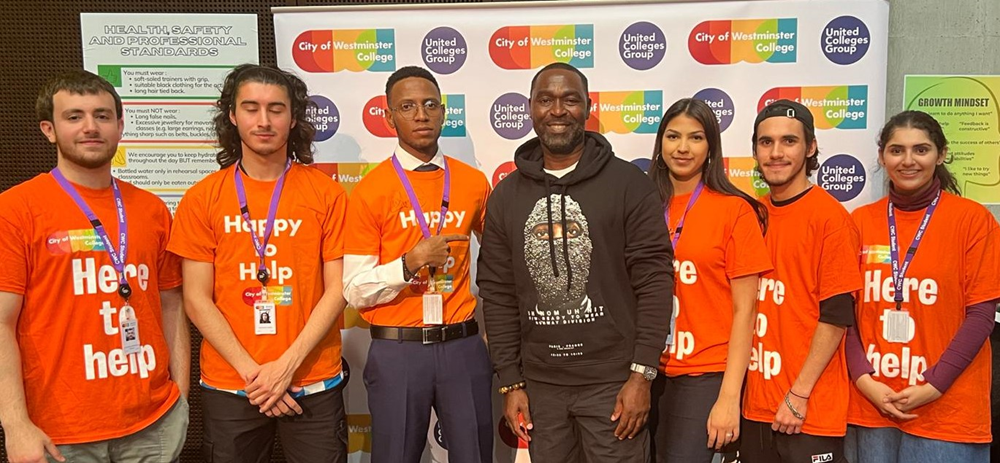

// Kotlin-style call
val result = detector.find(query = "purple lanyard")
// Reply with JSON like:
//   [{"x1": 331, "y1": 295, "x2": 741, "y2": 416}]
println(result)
[
  {"x1": 234, "y1": 159, "x2": 292, "y2": 285},
  {"x1": 665, "y1": 182, "x2": 704, "y2": 251},
  {"x1": 51, "y1": 169, "x2": 132, "y2": 301},
  {"x1": 391, "y1": 155, "x2": 451, "y2": 238},
  {"x1": 887, "y1": 190, "x2": 941, "y2": 310}
]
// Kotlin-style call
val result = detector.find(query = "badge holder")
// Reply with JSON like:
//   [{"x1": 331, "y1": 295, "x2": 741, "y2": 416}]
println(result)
[
  {"x1": 254, "y1": 269, "x2": 277, "y2": 335},
  {"x1": 423, "y1": 267, "x2": 444, "y2": 325},
  {"x1": 884, "y1": 301, "x2": 910, "y2": 343},
  {"x1": 118, "y1": 284, "x2": 142, "y2": 355}
]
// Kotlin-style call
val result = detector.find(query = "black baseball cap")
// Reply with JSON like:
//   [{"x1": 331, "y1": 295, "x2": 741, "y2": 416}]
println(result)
[{"x1": 752, "y1": 99, "x2": 815, "y2": 142}]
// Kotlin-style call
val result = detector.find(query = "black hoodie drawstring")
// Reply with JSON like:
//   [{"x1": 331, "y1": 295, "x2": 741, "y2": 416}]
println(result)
[
  {"x1": 560, "y1": 184, "x2": 572, "y2": 292},
  {"x1": 544, "y1": 177, "x2": 560, "y2": 279}
]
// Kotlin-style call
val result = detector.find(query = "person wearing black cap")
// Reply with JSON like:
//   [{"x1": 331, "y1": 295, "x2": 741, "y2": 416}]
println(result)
[
  {"x1": 738, "y1": 100, "x2": 863, "y2": 463},
  {"x1": 477, "y1": 63, "x2": 674, "y2": 462}
]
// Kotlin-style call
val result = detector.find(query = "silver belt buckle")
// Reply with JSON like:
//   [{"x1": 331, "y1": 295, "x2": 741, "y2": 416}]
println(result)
[{"x1": 422, "y1": 327, "x2": 442, "y2": 344}]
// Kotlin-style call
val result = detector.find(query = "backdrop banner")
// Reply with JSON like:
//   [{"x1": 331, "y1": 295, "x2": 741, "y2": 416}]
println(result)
[
  {"x1": 274, "y1": 1, "x2": 889, "y2": 461},
  {"x1": 82, "y1": 12, "x2": 260, "y2": 211}
]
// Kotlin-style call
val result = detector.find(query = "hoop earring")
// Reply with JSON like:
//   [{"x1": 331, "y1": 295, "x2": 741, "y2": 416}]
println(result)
[{"x1": 655, "y1": 153, "x2": 668, "y2": 170}]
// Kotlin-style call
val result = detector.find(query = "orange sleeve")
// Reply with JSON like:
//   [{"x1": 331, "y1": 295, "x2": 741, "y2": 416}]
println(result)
[
  {"x1": 321, "y1": 185, "x2": 348, "y2": 262},
  {"x1": 0, "y1": 195, "x2": 28, "y2": 295},
  {"x1": 167, "y1": 185, "x2": 216, "y2": 263},
  {"x1": 818, "y1": 217, "x2": 863, "y2": 300},
  {"x1": 343, "y1": 184, "x2": 382, "y2": 257},
  {"x1": 156, "y1": 201, "x2": 183, "y2": 290},
  {"x1": 963, "y1": 212, "x2": 1000, "y2": 306},
  {"x1": 724, "y1": 202, "x2": 772, "y2": 279}
]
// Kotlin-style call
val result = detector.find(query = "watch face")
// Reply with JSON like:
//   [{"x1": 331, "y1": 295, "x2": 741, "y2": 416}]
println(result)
[{"x1": 643, "y1": 368, "x2": 657, "y2": 381}]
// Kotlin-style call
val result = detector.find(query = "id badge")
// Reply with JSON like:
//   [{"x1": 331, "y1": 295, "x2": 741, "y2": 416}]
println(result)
[
  {"x1": 884, "y1": 309, "x2": 910, "y2": 343},
  {"x1": 255, "y1": 301, "x2": 277, "y2": 335},
  {"x1": 119, "y1": 305, "x2": 142, "y2": 355},
  {"x1": 423, "y1": 293, "x2": 444, "y2": 325}
]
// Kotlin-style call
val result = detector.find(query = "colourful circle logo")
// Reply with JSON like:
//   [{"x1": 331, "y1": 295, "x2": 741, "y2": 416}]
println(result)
[
  {"x1": 693, "y1": 88, "x2": 735, "y2": 132},
  {"x1": 819, "y1": 154, "x2": 866, "y2": 201},
  {"x1": 307, "y1": 95, "x2": 340, "y2": 142},
  {"x1": 241, "y1": 287, "x2": 266, "y2": 306},
  {"x1": 619, "y1": 22, "x2": 666, "y2": 70},
  {"x1": 822, "y1": 16, "x2": 870, "y2": 65},
  {"x1": 422, "y1": 27, "x2": 467, "y2": 74},
  {"x1": 492, "y1": 161, "x2": 517, "y2": 187},
  {"x1": 490, "y1": 93, "x2": 532, "y2": 140},
  {"x1": 362, "y1": 95, "x2": 396, "y2": 138}
]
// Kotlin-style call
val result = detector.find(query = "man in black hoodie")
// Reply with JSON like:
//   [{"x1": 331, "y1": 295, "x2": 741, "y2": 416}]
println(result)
[{"x1": 478, "y1": 62, "x2": 674, "y2": 462}]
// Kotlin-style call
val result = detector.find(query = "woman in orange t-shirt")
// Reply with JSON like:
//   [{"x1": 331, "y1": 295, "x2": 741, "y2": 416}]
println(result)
[
  {"x1": 646, "y1": 98, "x2": 772, "y2": 463},
  {"x1": 845, "y1": 111, "x2": 1000, "y2": 462}
]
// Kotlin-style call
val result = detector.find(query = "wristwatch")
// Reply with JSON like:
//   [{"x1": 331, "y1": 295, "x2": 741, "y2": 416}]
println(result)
[{"x1": 630, "y1": 363, "x2": 657, "y2": 381}]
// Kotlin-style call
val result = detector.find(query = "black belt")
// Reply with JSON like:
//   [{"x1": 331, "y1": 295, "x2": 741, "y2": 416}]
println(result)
[{"x1": 370, "y1": 319, "x2": 478, "y2": 344}]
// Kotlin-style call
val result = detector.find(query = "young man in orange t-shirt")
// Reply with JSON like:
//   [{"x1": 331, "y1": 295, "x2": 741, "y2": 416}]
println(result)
[
  {"x1": 739, "y1": 100, "x2": 862, "y2": 463},
  {"x1": 342, "y1": 66, "x2": 493, "y2": 463},
  {"x1": 0, "y1": 70, "x2": 189, "y2": 462},
  {"x1": 168, "y1": 65, "x2": 349, "y2": 462}
]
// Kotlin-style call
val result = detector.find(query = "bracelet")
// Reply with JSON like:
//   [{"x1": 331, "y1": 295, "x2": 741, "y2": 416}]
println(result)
[
  {"x1": 401, "y1": 253, "x2": 415, "y2": 281},
  {"x1": 499, "y1": 381, "x2": 526, "y2": 395},
  {"x1": 784, "y1": 393, "x2": 805, "y2": 420},
  {"x1": 788, "y1": 389, "x2": 810, "y2": 400}
]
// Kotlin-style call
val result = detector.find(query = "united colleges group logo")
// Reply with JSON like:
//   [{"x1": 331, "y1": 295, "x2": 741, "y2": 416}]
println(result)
[
  {"x1": 586, "y1": 91, "x2": 663, "y2": 134},
  {"x1": 490, "y1": 24, "x2": 594, "y2": 69},
  {"x1": 689, "y1": 18, "x2": 797, "y2": 65},
  {"x1": 759, "y1": 86, "x2": 868, "y2": 129},
  {"x1": 822, "y1": 16, "x2": 871, "y2": 65},
  {"x1": 293, "y1": 29, "x2": 395, "y2": 73}
]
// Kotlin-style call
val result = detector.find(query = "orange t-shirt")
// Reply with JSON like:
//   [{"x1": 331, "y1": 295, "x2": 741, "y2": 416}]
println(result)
[
  {"x1": 344, "y1": 156, "x2": 489, "y2": 327},
  {"x1": 660, "y1": 189, "x2": 772, "y2": 376},
  {"x1": 848, "y1": 193, "x2": 1000, "y2": 443},
  {"x1": 0, "y1": 174, "x2": 181, "y2": 445},
  {"x1": 167, "y1": 163, "x2": 347, "y2": 390},
  {"x1": 742, "y1": 186, "x2": 863, "y2": 437}
]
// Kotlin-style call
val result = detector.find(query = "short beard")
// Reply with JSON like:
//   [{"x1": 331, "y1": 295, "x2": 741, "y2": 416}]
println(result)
[
  {"x1": 57, "y1": 140, "x2": 115, "y2": 169},
  {"x1": 539, "y1": 126, "x2": 584, "y2": 155}
]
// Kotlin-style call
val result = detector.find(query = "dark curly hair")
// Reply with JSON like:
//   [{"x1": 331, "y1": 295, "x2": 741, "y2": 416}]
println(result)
[{"x1": 214, "y1": 64, "x2": 316, "y2": 168}]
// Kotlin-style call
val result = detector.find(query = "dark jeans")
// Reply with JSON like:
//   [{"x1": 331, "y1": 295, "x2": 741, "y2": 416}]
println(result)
[
  {"x1": 200, "y1": 386, "x2": 347, "y2": 463},
  {"x1": 527, "y1": 379, "x2": 650, "y2": 463},
  {"x1": 649, "y1": 372, "x2": 725, "y2": 463}
]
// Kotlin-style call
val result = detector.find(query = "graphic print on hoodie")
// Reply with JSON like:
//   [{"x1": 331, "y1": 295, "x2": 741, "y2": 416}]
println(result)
[{"x1": 524, "y1": 193, "x2": 602, "y2": 325}]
